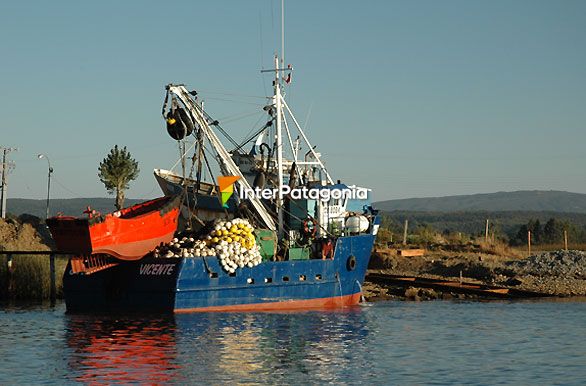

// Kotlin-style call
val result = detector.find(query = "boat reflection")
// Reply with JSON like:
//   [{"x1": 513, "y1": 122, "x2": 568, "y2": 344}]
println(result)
[
  {"x1": 65, "y1": 314, "x2": 180, "y2": 384},
  {"x1": 64, "y1": 307, "x2": 370, "y2": 383},
  {"x1": 174, "y1": 308, "x2": 371, "y2": 383}
]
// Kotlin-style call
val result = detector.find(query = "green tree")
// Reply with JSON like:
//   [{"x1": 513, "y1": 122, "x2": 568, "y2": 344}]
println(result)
[
  {"x1": 543, "y1": 218, "x2": 564, "y2": 244},
  {"x1": 512, "y1": 218, "x2": 547, "y2": 246},
  {"x1": 98, "y1": 145, "x2": 139, "y2": 210},
  {"x1": 512, "y1": 223, "x2": 529, "y2": 246}
]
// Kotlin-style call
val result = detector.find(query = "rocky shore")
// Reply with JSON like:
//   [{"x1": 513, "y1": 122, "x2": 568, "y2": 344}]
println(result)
[{"x1": 365, "y1": 247, "x2": 586, "y2": 301}]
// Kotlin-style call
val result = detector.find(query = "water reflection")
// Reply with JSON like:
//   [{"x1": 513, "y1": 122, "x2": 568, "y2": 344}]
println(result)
[
  {"x1": 63, "y1": 308, "x2": 371, "y2": 384},
  {"x1": 65, "y1": 314, "x2": 179, "y2": 384},
  {"x1": 5, "y1": 301, "x2": 586, "y2": 384},
  {"x1": 174, "y1": 308, "x2": 371, "y2": 384}
]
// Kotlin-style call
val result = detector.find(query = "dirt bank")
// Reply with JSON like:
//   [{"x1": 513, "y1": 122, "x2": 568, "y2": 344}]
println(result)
[
  {"x1": 366, "y1": 247, "x2": 586, "y2": 301},
  {"x1": 0, "y1": 216, "x2": 52, "y2": 251}
]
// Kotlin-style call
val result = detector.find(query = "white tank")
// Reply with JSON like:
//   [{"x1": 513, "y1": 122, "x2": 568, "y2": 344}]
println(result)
[{"x1": 345, "y1": 215, "x2": 370, "y2": 233}]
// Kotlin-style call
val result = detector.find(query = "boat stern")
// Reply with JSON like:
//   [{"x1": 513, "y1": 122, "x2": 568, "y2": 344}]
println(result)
[{"x1": 63, "y1": 257, "x2": 183, "y2": 313}]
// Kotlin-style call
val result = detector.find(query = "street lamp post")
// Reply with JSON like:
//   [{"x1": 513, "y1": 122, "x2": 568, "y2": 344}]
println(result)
[{"x1": 38, "y1": 154, "x2": 53, "y2": 219}]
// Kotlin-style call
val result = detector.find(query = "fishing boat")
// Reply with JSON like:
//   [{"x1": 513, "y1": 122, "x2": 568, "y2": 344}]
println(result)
[
  {"x1": 153, "y1": 168, "x2": 238, "y2": 221},
  {"x1": 60, "y1": 22, "x2": 379, "y2": 311},
  {"x1": 47, "y1": 195, "x2": 181, "y2": 261}
]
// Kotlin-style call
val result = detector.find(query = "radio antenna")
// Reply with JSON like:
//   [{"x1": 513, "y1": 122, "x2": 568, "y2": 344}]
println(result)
[{"x1": 281, "y1": 0, "x2": 285, "y2": 68}]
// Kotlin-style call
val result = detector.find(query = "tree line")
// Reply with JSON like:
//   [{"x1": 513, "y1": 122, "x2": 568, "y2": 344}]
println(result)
[
  {"x1": 380, "y1": 211, "x2": 586, "y2": 246},
  {"x1": 509, "y1": 218, "x2": 586, "y2": 246}
]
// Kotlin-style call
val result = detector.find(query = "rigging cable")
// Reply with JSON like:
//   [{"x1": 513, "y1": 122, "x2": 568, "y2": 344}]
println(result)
[
  {"x1": 203, "y1": 97, "x2": 265, "y2": 106},
  {"x1": 232, "y1": 117, "x2": 274, "y2": 154},
  {"x1": 218, "y1": 110, "x2": 263, "y2": 125},
  {"x1": 200, "y1": 108, "x2": 241, "y2": 150}
]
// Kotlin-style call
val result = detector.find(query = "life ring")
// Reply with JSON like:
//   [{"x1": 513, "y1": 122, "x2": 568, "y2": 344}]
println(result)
[
  {"x1": 347, "y1": 255, "x2": 357, "y2": 271},
  {"x1": 302, "y1": 218, "x2": 317, "y2": 238}
]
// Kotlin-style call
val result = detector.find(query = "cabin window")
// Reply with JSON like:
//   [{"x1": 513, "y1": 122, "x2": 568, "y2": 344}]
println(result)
[
  {"x1": 315, "y1": 274, "x2": 322, "y2": 281},
  {"x1": 299, "y1": 275, "x2": 306, "y2": 281},
  {"x1": 247, "y1": 278, "x2": 254, "y2": 284},
  {"x1": 283, "y1": 276, "x2": 290, "y2": 282},
  {"x1": 264, "y1": 278, "x2": 272, "y2": 283}
]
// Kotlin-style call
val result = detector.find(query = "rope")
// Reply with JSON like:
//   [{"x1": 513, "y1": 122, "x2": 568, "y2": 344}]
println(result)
[
  {"x1": 336, "y1": 273, "x2": 343, "y2": 306},
  {"x1": 161, "y1": 89, "x2": 169, "y2": 118},
  {"x1": 231, "y1": 116, "x2": 271, "y2": 153},
  {"x1": 200, "y1": 109, "x2": 241, "y2": 150},
  {"x1": 218, "y1": 110, "x2": 262, "y2": 125},
  {"x1": 194, "y1": 90, "x2": 267, "y2": 100},
  {"x1": 355, "y1": 280, "x2": 366, "y2": 303},
  {"x1": 204, "y1": 97, "x2": 265, "y2": 106}
]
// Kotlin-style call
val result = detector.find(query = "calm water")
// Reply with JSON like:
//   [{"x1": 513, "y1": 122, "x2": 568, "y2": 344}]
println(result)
[{"x1": 1, "y1": 300, "x2": 585, "y2": 385}]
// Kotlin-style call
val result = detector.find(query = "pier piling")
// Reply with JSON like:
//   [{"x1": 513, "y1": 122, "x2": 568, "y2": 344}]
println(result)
[{"x1": 50, "y1": 253, "x2": 56, "y2": 306}]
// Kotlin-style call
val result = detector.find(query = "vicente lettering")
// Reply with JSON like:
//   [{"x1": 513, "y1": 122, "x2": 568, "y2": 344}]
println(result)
[{"x1": 139, "y1": 263, "x2": 175, "y2": 276}]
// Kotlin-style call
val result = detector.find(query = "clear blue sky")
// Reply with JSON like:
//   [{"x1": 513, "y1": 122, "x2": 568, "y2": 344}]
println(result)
[{"x1": 1, "y1": 0, "x2": 585, "y2": 202}]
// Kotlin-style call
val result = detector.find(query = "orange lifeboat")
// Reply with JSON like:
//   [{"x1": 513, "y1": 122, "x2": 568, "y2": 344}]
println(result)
[{"x1": 47, "y1": 196, "x2": 181, "y2": 261}]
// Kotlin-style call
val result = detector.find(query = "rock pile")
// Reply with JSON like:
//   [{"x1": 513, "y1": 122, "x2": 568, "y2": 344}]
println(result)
[{"x1": 508, "y1": 250, "x2": 586, "y2": 279}]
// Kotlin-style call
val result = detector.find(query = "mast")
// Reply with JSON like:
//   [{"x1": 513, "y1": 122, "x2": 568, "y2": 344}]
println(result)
[
  {"x1": 281, "y1": 0, "x2": 285, "y2": 69},
  {"x1": 274, "y1": 55, "x2": 285, "y2": 239}
]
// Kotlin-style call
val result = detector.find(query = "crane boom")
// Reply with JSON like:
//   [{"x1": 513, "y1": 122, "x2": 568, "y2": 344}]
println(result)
[{"x1": 167, "y1": 85, "x2": 276, "y2": 231}]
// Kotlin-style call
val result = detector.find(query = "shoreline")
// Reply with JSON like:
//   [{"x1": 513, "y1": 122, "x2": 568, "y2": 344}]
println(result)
[{"x1": 364, "y1": 247, "x2": 586, "y2": 302}]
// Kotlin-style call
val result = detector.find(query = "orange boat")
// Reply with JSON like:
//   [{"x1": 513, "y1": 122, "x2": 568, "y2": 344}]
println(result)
[{"x1": 47, "y1": 195, "x2": 181, "y2": 261}]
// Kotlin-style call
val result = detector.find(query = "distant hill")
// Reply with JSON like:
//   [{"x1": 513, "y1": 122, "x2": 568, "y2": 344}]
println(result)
[
  {"x1": 6, "y1": 198, "x2": 145, "y2": 218},
  {"x1": 374, "y1": 191, "x2": 586, "y2": 213}
]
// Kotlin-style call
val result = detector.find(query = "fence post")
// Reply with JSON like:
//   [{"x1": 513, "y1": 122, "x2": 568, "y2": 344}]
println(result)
[
  {"x1": 6, "y1": 253, "x2": 14, "y2": 298},
  {"x1": 50, "y1": 253, "x2": 56, "y2": 306}
]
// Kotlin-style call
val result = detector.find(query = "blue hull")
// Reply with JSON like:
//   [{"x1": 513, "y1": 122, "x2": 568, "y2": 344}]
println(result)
[{"x1": 63, "y1": 234, "x2": 375, "y2": 313}]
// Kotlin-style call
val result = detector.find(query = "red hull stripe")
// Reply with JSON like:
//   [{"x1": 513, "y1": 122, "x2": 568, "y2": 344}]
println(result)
[
  {"x1": 174, "y1": 292, "x2": 362, "y2": 313},
  {"x1": 93, "y1": 233, "x2": 174, "y2": 261}
]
